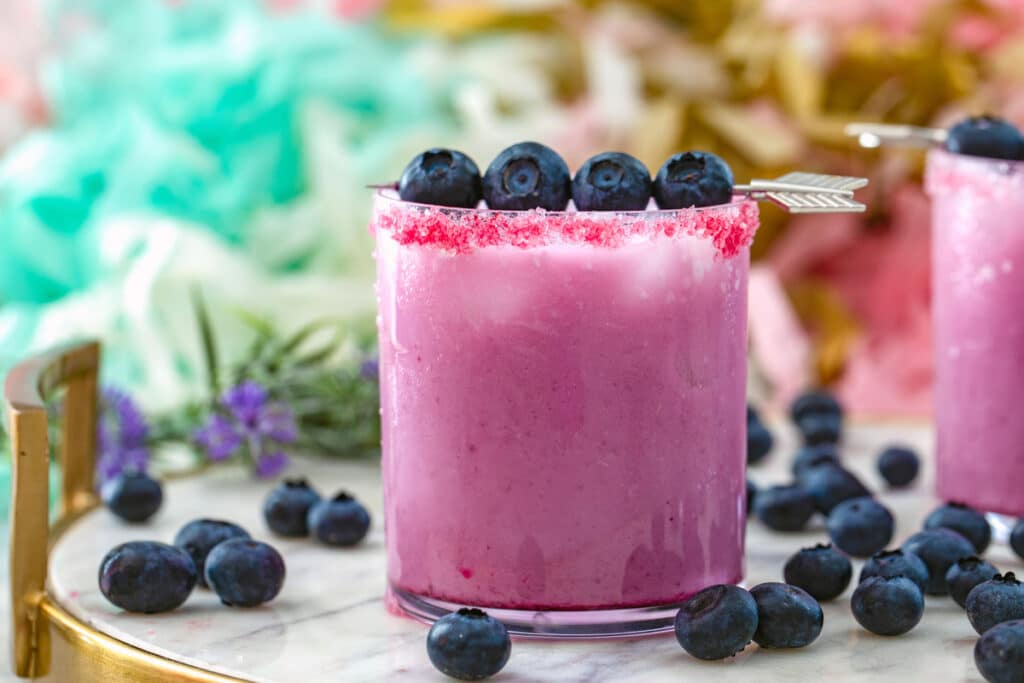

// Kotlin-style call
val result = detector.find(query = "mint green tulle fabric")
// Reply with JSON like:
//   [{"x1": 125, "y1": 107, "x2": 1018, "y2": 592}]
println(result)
[
  {"x1": 0, "y1": 0, "x2": 457, "y2": 402},
  {"x1": 1, "y1": 0, "x2": 448, "y2": 301}
]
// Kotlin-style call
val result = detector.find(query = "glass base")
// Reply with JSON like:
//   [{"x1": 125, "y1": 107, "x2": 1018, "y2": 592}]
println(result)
[
  {"x1": 987, "y1": 512, "x2": 1016, "y2": 545},
  {"x1": 389, "y1": 584, "x2": 686, "y2": 639}
]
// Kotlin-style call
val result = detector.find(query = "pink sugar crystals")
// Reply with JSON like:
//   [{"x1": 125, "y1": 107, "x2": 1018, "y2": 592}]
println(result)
[{"x1": 372, "y1": 192, "x2": 760, "y2": 258}]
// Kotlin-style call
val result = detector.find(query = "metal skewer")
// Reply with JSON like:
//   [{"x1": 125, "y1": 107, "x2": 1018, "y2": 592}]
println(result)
[
  {"x1": 844, "y1": 122, "x2": 948, "y2": 149},
  {"x1": 735, "y1": 172, "x2": 869, "y2": 213},
  {"x1": 370, "y1": 174, "x2": 869, "y2": 214}
]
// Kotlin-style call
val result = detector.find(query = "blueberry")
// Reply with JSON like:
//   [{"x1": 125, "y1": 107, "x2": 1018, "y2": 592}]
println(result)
[
  {"x1": 482, "y1": 142, "x2": 570, "y2": 211},
  {"x1": 263, "y1": 478, "x2": 321, "y2": 537},
  {"x1": 800, "y1": 463, "x2": 872, "y2": 515},
  {"x1": 827, "y1": 497, "x2": 894, "y2": 558},
  {"x1": 307, "y1": 491, "x2": 371, "y2": 546},
  {"x1": 783, "y1": 543, "x2": 852, "y2": 601},
  {"x1": 975, "y1": 620, "x2": 1024, "y2": 683},
  {"x1": 98, "y1": 541, "x2": 196, "y2": 613},
  {"x1": 968, "y1": 573, "x2": 1024, "y2": 635},
  {"x1": 860, "y1": 549, "x2": 930, "y2": 595},
  {"x1": 204, "y1": 538, "x2": 286, "y2": 608},
  {"x1": 902, "y1": 528, "x2": 976, "y2": 595},
  {"x1": 1012, "y1": 519, "x2": 1024, "y2": 560},
  {"x1": 746, "y1": 479, "x2": 757, "y2": 516},
  {"x1": 101, "y1": 471, "x2": 163, "y2": 523},
  {"x1": 398, "y1": 148, "x2": 482, "y2": 208},
  {"x1": 747, "y1": 403, "x2": 761, "y2": 424},
  {"x1": 754, "y1": 484, "x2": 816, "y2": 532},
  {"x1": 652, "y1": 151, "x2": 734, "y2": 209},
  {"x1": 945, "y1": 115, "x2": 1024, "y2": 161},
  {"x1": 925, "y1": 502, "x2": 992, "y2": 554},
  {"x1": 791, "y1": 444, "x2": 840, "y2": 479},
  {"x1": 674, "y1": 585, "x2": 758, "y2": 660},
  {"x1": 426, "y1": 608, "x2": 511, "y2": 680},
  {"x1": 797, "y1": 413, "x2": 842, "y2": 446},
  {"x1": 851, "y1": 576, "x2": 924, "y2": 636},
  {"x1": 789, "y1": 389, "x2": 843, "y2": 424},
  {"x1": 877, "y1": 446, "x2": 920, "y2": 488},
  {"x1": 747, "y1": 421, "x2": 774, "y2": 465},
  {"x1": 750, "y1": 582, "x2": 823, "y2": 649},
  {"x1": 948, "y1": 556, "x2": 1001, "y2": 609},
  {"x1": 173, "y1": 519, "x2": 250, "y2": 588},
  {"x1": 571, "y1": 152, "x2": 651, "y2": 211}
]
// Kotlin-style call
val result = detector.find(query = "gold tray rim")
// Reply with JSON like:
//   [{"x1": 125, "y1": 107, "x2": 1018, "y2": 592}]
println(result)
[{"x1": 6, "y1": 341, "x2": 250, "y2": 681}]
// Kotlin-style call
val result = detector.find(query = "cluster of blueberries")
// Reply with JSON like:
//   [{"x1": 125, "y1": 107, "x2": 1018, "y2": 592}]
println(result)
[
  {"x1": 396, "y1": 142, "x2": 735, "y2": 212},
  {"x1": 99, "y1": 519, "x2": 285, "y2": 613},
  {"x1": 264, "y1": 478, "x2": 372, "y2": 546},
  {"x1": 424, "y1": 391, "x2": 1024, "y2": 682},
  {"x1": 97, "y1": 473, "x2": 371, "y2": 614},
  {"x1": 742, "y1": 390, "x2": 1024, "y2": 683},
  {"x1": 746, "y1": 392, "x2": 912, "y2": 552}
]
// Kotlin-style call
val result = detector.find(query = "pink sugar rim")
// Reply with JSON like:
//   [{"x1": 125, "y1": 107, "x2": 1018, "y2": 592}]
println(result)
[
  {"x1": 926, "y1": 148, "x2": 1024, "y2": 199},
  {"x1": 371, "y1": 191, "x2": 760, "y2": 258}
]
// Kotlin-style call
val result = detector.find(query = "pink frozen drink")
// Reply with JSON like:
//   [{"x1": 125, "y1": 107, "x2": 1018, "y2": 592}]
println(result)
[
  {"x1": 928, "y1": 148, "x2": 1024, "y2": 516},
  {"x1": 374, "y1": 190, "x2": 758, "y2": 635}
]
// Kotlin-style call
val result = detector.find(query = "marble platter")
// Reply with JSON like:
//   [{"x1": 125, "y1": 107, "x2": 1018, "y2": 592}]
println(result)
[{"x1": 48, "y1": 422, "x2": 1006, "y2": 682}]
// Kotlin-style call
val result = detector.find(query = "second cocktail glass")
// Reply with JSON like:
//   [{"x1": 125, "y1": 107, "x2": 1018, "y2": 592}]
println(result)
[{"x1": 926, "y1": 148, "x2": 1024, "y2": 517}]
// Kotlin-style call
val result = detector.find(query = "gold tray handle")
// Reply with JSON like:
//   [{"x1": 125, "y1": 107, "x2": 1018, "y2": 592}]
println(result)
[{"x1": 5, "y1": 341, "x2": 100, "y2": 678}]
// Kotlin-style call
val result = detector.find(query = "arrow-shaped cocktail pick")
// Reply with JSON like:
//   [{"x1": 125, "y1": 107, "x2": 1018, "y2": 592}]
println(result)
[
  {"x1": 735, "y1": 172, "x2": 869, "y2": 213},
  {"x1": 370, "y1": 176, "x2": 869, "y2": 213},
  {"x1": 844, "y1": 122, "x2": 948, "y2": 149}
]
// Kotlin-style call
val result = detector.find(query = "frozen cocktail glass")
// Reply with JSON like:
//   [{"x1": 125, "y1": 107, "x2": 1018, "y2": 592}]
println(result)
[
  {"x1": 373, "y1": 190, "x2": 758, "y2": 637},
  {"x1": 927, "y1": 148, "x2": 1024, "y2": 517}
]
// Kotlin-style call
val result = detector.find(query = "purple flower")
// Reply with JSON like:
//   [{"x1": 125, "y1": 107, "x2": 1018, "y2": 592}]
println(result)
[
  {"x1": 95, "y1": 387, "x2": 150, "y2": 485},
  {"x1": 259, "y1": 404, "x2": 298, "y2": 443},
  {"x1": 194, "y1": 380, "x2": 297, "y2": 478},
  {"x1": 360, "y1": 357, "x2": 379, "y2": 382},
  {"x1": 194, "y1": 414, "x2": 243, "y2": 461},
  {"x1": 254, "y1": 450, "x2": 289, "y2": 478},
  {"x1": 223, "y1": 381, "x2": 269, "y2": 430}
]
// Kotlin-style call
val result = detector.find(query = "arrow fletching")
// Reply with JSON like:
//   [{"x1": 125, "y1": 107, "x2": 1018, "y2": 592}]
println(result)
[{"x1": 734, "y1": 173, "x2": 869, "y2": 213}]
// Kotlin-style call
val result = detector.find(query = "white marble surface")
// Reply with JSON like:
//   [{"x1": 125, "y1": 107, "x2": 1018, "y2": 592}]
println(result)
[{"x1": 47, "y1": 422, "x2": 1011, "y2": 682}]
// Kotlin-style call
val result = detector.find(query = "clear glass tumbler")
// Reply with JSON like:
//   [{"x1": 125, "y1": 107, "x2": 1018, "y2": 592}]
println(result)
[
  {"x1": 927, "y1": 148, "x2": 1024, "y2": 519},
  {"x1": 373, "y1": 190, "x2": 758, "y2": 636}
]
